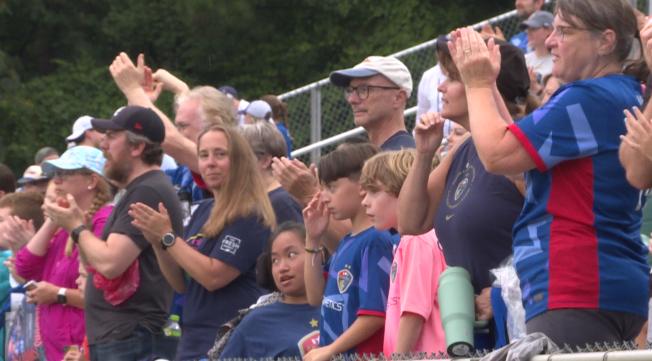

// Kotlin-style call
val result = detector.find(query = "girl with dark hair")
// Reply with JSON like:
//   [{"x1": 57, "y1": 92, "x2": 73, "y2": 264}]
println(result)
[{"x1": 211, "y1": 222, "x2": 320, "y2": 359}]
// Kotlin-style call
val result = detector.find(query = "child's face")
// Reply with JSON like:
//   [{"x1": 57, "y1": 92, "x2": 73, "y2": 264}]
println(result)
[
  {"x1": 361, "y1": 185, "x2": 398, "y2": 230},
  {"x1": 320, "y1": 177, "x2": 364, "y2": 220},
  {"x1": 271, "y1": 230, "x2": 306, "y2": 300},
  {"x1": 0, "y1": 207, "x2": 11, "y2": 244},
  {"x1": 0, "y1": 207, "x2": 12, "y2": 229},
  {"x1": 76, "y1": 262, "x2": 88, "y2": 295}
]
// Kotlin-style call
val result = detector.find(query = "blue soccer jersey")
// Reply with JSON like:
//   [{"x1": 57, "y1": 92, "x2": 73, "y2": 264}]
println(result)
[
  {"x1": 507, "y1": 74, "x2": 650, "y2": 321},
  {"x1": 319, "y1": 227, "x2": 393, "y2": 354}
]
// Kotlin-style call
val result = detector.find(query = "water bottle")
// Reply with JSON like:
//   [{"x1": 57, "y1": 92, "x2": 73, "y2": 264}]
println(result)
[{"x1": 163, "y1": 314, "x2": 181, "y2": 338}]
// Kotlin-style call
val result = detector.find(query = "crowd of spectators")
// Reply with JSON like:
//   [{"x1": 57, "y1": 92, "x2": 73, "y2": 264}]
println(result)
[{"x1": 1, "y1": 0, "x2": 652, "y2": 360}]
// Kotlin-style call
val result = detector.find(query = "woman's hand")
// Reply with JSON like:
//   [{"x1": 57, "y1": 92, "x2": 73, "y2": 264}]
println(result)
[
  {"x1": 25, "y1": 281, "x2": 58, "y2": 305},
  {"x1": 129, "y1": 202, "x2": 173, "y2": 246},
  {"x1": 43, "y1": 194, "x2": 86, "y2": 232},
  {"x1": 414, "y1": 112, "x2": 446, "y2": 155},
  {"x1": 2, "y1": 216, "x2": 35, "y2": 252},
  {"x1": 302, "y1": 192, "x2": 330, "y2": 244},
  {"x1": 449, "y1": 27, "x2": 500, "y2": 89},
  {"x1": 622, "y1": 107, "x2": 652, "y2": 162},
  {"x1": 3, "y1": 256, "x2": 25, "y2": 284},
  {"x1": 639, "y1": 17, "x2": 652, "y2": 72}
]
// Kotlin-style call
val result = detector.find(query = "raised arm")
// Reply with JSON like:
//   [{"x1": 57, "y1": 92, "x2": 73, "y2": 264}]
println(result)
[
  {"x1": 398, "y1": 112, "x2": 448, "y2": 235},
  {"x1": 451, "y1": 28, "x2": 535, "y2": 175},
  {"x1": 302, "y1": 193, "x2": 329, "y2": 307},
  {"x1": 109, "y1": 52, "x2": 199, "y2": 172}
]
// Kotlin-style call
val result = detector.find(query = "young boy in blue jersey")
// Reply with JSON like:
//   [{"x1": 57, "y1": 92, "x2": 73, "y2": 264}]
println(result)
[{"x1": 303, "y1": 142, "x2": 394, "y2": 360}]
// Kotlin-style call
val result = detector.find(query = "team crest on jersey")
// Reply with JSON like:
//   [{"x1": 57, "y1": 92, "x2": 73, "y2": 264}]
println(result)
[
  {"x1": 298, "y1": 330, "x2": 320, "y2": 357},
  {"x1": 337, "y1": 269, "x2": 354, "y2": 293},
  {"x1": 390, "y1": 261, "x2": 398, "y2": 282}
]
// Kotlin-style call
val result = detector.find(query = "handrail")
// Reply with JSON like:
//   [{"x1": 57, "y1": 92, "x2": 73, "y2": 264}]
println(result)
[{"x1": 291, "y1": 106, "x2": 417, "y2": 158}]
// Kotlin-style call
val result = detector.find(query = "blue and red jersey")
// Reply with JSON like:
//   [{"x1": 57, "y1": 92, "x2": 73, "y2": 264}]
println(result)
[
  {"x1": 508, "y1": 74, "x2": 649, "y2": 321},
  {"x1": 319, "y1": 227, "x2": 393, "y2": 354}
]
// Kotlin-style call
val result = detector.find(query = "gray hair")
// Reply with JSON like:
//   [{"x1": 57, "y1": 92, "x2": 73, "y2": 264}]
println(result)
[{"x1": 238, "y1": 121, "x2": 288, "y2": 161}]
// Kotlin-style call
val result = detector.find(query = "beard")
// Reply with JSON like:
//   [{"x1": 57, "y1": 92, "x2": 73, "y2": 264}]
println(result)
[{"x1": 104, "y1": 152, "x2": 132, "y2": 185}]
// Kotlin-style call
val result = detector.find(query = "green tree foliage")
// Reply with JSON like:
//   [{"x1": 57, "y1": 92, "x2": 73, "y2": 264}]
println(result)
[{"x1": 0, "y1": 0, "x2": 511, "y2": 173}]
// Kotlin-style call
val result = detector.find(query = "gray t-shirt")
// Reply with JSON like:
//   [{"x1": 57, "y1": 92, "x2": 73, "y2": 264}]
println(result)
[{"x1": 86, "y1": 170, "x2": 184, "y2": 344}]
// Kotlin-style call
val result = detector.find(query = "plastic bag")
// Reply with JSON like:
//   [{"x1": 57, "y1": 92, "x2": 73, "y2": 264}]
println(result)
[{"x1": 491, "y1": 257, "x2": 526, "y2": 342}]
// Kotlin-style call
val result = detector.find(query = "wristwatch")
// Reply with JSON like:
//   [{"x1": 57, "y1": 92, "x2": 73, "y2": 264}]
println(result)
[
  {"x1": 57, "y1": 288, "x2": 67, "y2": 304},
  {"x1": 160, "y1": 232, "x2": 176, "y2": 250},
  {"x1": 71, "y1": 224, "x2": 88, "y2": 244}
]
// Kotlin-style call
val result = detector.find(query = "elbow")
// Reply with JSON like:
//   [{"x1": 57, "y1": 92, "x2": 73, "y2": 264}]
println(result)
[
  {"x1": 479, "y1": 154, "x2": 507, "y2": 175},
  {"x1": 94, "y1": 260, "x2": 130, "y2": 280},
  {"x1": 199, "y1": 276, "x2": 229, "y2": 293},
  {"x1": 95, "y1": 264, "x2": 123, "y2": 280},
  {"x1": 397, "y1": 215, "x2": 430, "y2": 236}
]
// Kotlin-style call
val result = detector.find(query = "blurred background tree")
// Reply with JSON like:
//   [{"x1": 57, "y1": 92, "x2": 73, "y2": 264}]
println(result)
[{"x1": 0, "y1": 0, "x2": 511, "y2": 173}]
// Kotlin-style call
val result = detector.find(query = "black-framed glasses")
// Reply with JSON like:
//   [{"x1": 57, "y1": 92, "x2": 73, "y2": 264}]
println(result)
[{"x1": 344, "y1": 85, "x2": 400, "y2": 100}]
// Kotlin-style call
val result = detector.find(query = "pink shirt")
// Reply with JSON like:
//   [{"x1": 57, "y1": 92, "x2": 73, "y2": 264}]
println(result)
[
  {"x1": 15, "y1": 205, "x2": 112, "y2": 361},
  {"x1": 383, "y1": 229, "x2": 447, "y2": 355}
]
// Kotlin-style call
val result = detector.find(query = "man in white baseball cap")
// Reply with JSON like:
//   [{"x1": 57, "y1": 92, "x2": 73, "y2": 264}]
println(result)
[
  {"x1": 66, "y1": 115, "x2": 104, "y2": 148},
  {"x1": 330, "y1": 56, "x2": 415, "y2": 150}
]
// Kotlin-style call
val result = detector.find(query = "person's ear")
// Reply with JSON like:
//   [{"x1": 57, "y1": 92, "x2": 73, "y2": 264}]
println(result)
[
  {"x1": 87, "y1": 173, "x2": 100, "y2": 191},
  {"x1": 129, "y1": 141, "x2": 147, "y2": 158},
  {"x1": 596, "y1": 29, "x2": 617, "y2": 56}
]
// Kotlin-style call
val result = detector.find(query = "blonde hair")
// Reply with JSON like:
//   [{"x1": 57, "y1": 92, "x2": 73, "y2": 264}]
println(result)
[
  {"x1": 175, "y1": 86, "x2": 237, "y2": 127},
  {"x1": 197, "y1": 125, "x2": 276, "y2": 237},
  {"x1": 65, "y1": 174, "x2": 113, "y2": 256},
  {"x1": 360, "y1": 149, "x2": 438, "y2": 196}
]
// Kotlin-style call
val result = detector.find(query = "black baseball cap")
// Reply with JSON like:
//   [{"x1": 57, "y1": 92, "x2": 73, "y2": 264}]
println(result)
[{"x1": 92, "y1": 106, "x2": 165, "y2": 143}]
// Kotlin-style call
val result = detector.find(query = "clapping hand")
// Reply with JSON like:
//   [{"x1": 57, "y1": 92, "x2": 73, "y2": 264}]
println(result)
[
  {"x1": 129, "y1": 202, "x2": 173, "y2": 246},
  {"x1": 622, "y1": 107, "x2": 652, "y2": 162}
]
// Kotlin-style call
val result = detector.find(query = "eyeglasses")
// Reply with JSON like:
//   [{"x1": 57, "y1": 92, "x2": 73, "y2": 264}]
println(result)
[
  {"x1": 344, "y1": 85, "x2": 400, "y2": 100},
  {"x1": 53, "y1": 169, "x2": 92, "y2": 179},
  {"x1": 549, "y1": 25, "x2": 593, "y2": 41}
]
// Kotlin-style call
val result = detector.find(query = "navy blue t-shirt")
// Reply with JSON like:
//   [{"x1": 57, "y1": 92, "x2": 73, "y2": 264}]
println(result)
[
  {"x1": 380, "y1": 130, "x2": 415, "y2": 151},
  {"x1": 269, "y1": 187, "x2": 303, "y2": 225},
  {"x1": 219, "y1": 302, "x2": 321, "y2": 358},
  {"x1": 434, "y1": 138, "x2": 523, "y2": 294},
  {"x1": 177, "y1": 199, "x2": 272, "y2": 360}
]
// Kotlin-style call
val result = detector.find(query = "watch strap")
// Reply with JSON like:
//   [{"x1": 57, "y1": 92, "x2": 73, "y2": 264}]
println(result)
[
  {"x1": 57, "y1": 288, "x2": 67, "y2": 304},
  {"x1": 71, "y1": 224, "x2": 88, "y2": 244}
]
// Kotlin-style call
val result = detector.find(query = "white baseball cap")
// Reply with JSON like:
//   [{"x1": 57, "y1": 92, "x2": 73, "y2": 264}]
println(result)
[
  {"x1": 66, "y1": 115, "x2": 95, "y2": 142},
  {"x1": 329, "y1": 56, "x2": 413, "y2": 97}
]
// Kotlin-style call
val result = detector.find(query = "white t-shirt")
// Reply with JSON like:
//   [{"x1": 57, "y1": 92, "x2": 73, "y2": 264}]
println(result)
[
  {"x1": 525, "y1": 52, "x2": 553, "y2": 81},
  {"x1": 416, "y1": 64, "x2": 452, "y2": 135}
]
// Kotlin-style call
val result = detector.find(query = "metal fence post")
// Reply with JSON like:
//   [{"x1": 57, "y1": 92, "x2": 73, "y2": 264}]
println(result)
[{"x1": 309, "y1": 87, "x2": 322, "y2": 164}]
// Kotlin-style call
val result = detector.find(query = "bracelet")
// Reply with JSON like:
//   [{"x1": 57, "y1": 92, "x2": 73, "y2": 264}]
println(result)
[{"x1": 305, "y1": 246, "x2": 324, "y2": 254}]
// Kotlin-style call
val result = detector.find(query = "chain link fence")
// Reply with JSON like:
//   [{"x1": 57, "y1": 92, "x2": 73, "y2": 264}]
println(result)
[{"x1": 281, "y1": 0, "x2": 650, "y2": 163}]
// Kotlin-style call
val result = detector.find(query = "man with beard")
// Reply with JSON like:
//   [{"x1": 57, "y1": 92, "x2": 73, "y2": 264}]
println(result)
[{"x1": 44, "y1": 105, "x2": 184, "y2": 361}]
